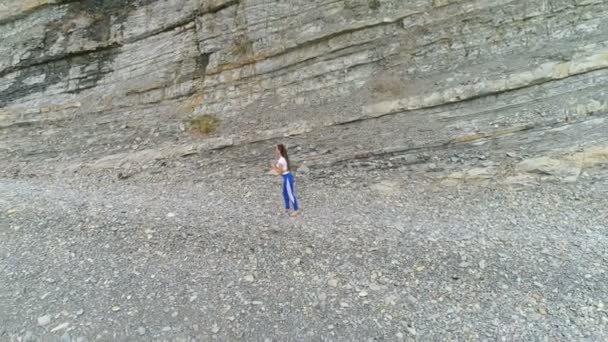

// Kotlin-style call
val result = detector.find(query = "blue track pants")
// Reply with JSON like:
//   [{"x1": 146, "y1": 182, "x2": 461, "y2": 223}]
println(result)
[{"x1": 282, "y1": 172, "x2": 299, "y2": 211}]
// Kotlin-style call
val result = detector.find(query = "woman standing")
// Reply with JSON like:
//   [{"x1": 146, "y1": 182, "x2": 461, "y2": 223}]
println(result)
[{"x1": 270, "y1": 144, "x2": 301, "y2": 216}]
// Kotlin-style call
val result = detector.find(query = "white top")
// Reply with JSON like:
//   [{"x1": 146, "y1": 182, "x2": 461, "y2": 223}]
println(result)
[{"x1": 276, "y1": 157, "x2": 290, "y2": 175}]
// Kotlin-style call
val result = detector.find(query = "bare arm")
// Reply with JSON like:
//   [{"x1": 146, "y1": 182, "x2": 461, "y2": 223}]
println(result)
[{"x1": 270, "y1": 161, "x2": 281, "y2": 174}]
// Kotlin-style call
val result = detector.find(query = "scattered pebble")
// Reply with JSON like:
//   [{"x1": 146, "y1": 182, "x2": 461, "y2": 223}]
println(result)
[
  {"x1": 37, "y1": 315, "x2": 51, "y2": 326},
  {"x1": 369, "y1": 283, "x2": 382, "y2": 291},
  {"x1": 50, "y1": 322, "x2": 69, "y2": 333}
]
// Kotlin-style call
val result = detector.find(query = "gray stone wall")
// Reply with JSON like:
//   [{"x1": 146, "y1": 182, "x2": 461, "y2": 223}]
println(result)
[{"x1": 0, "y1": 0, "x2": 607, "y2": 168}]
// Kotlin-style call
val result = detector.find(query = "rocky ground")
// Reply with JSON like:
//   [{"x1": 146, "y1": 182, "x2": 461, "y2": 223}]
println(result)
[
  {"x1": 1, "y1": 158, "x2": 607, "y2": 341},
  {"x1": 2, "y1": 0, "x2": 608, "y2": 340}
]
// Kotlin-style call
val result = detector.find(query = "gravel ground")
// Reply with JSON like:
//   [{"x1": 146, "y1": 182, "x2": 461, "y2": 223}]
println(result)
[{"x1": 1, "y1": 166, "x2": 607, "y2": 341}]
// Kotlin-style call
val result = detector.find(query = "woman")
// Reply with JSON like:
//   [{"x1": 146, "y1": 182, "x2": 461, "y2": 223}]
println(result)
[{"x1": 270, "y1": 144, "x2": 300, "y2": 216}]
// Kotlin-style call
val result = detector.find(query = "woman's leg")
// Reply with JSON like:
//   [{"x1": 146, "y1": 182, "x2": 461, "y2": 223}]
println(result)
[
  {"x1": 286, "y1": 173, "x2": 299, "y2": 211},
  {"x1": 282, "y1": 175, "x2": 290, "y2": 211}
]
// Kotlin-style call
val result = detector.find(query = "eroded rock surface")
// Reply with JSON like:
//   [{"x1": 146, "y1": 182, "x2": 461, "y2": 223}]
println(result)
[{"x1": 1, "y1": 0, "x2": 607, "y2": 181}]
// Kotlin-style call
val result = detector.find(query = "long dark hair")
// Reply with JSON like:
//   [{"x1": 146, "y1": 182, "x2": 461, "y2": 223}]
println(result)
[{"x1": 277, "y1": 144, "x2": 290, "y2": 171}]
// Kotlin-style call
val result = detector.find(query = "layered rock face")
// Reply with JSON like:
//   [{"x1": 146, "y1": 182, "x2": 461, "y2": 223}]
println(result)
[{"x1": 1, "y1": 0, "x2": 607, "y2": 179}]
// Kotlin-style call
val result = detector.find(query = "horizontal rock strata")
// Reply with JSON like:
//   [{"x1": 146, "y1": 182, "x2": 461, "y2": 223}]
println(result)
[{"x1": 0, "y1": 0, "x2": 607, "y2": 179}]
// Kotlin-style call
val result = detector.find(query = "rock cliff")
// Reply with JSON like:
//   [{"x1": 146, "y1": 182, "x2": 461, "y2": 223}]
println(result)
[{"x1": 1, "y1": 0, "x2": 607, "y2": 181}]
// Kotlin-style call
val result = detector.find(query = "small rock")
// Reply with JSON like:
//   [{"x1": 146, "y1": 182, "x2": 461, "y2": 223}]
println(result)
[
  {"x1": 59, "y1": 332, "x2": 71, "y2": 342},
  {"x1": 244, "y1": 274, "x2": 254, "y2": 282},
  {"x1": 327, "y1": 279, "x2": 338, "y2": 287},
  {"x1": 292, "y1": 258, "x2": 301, "y2": 265},
  {"x1": 111, "y1": 306, "x2": 121, "y2": 312},
  {"x1": 50, "y1": 322, "x2": 69, "y2": 333},
  {"x1": 211, "y1": 323, "x2": 220, "y2": 333},
  {"x1": 427, "y1": 163, "x2": 444, "y2": 172},
  {"x1": 117, "y1": 172, "x2": 130, "y2": 180},
  {"x1": 23, "y1": 331, "x2": 33, "y2": 342},
  {"x1": 359, "y1": 291, "x2": 368, "y2": 297},
  {"x1": 166, "y1": 212, "x2": 176, "y2": 218},
  {"x1": 181, "y1": 148, "x2": 197, "y2": 157},
  {"x1": 369, "y1": 283, "x2": 382, "y2": 291},
  {"x1": 37, "y1": 315, "x2": 51, "y2": 326},
  {"x1": 76, "y1": 309, "x2": 84, "y2": 316},
  {"x1": 137, "y1": 327, "x2": 146, "y2": 335},
  {"x1": 298, "y1": 165, "x2": 310, "y2": 174}
]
